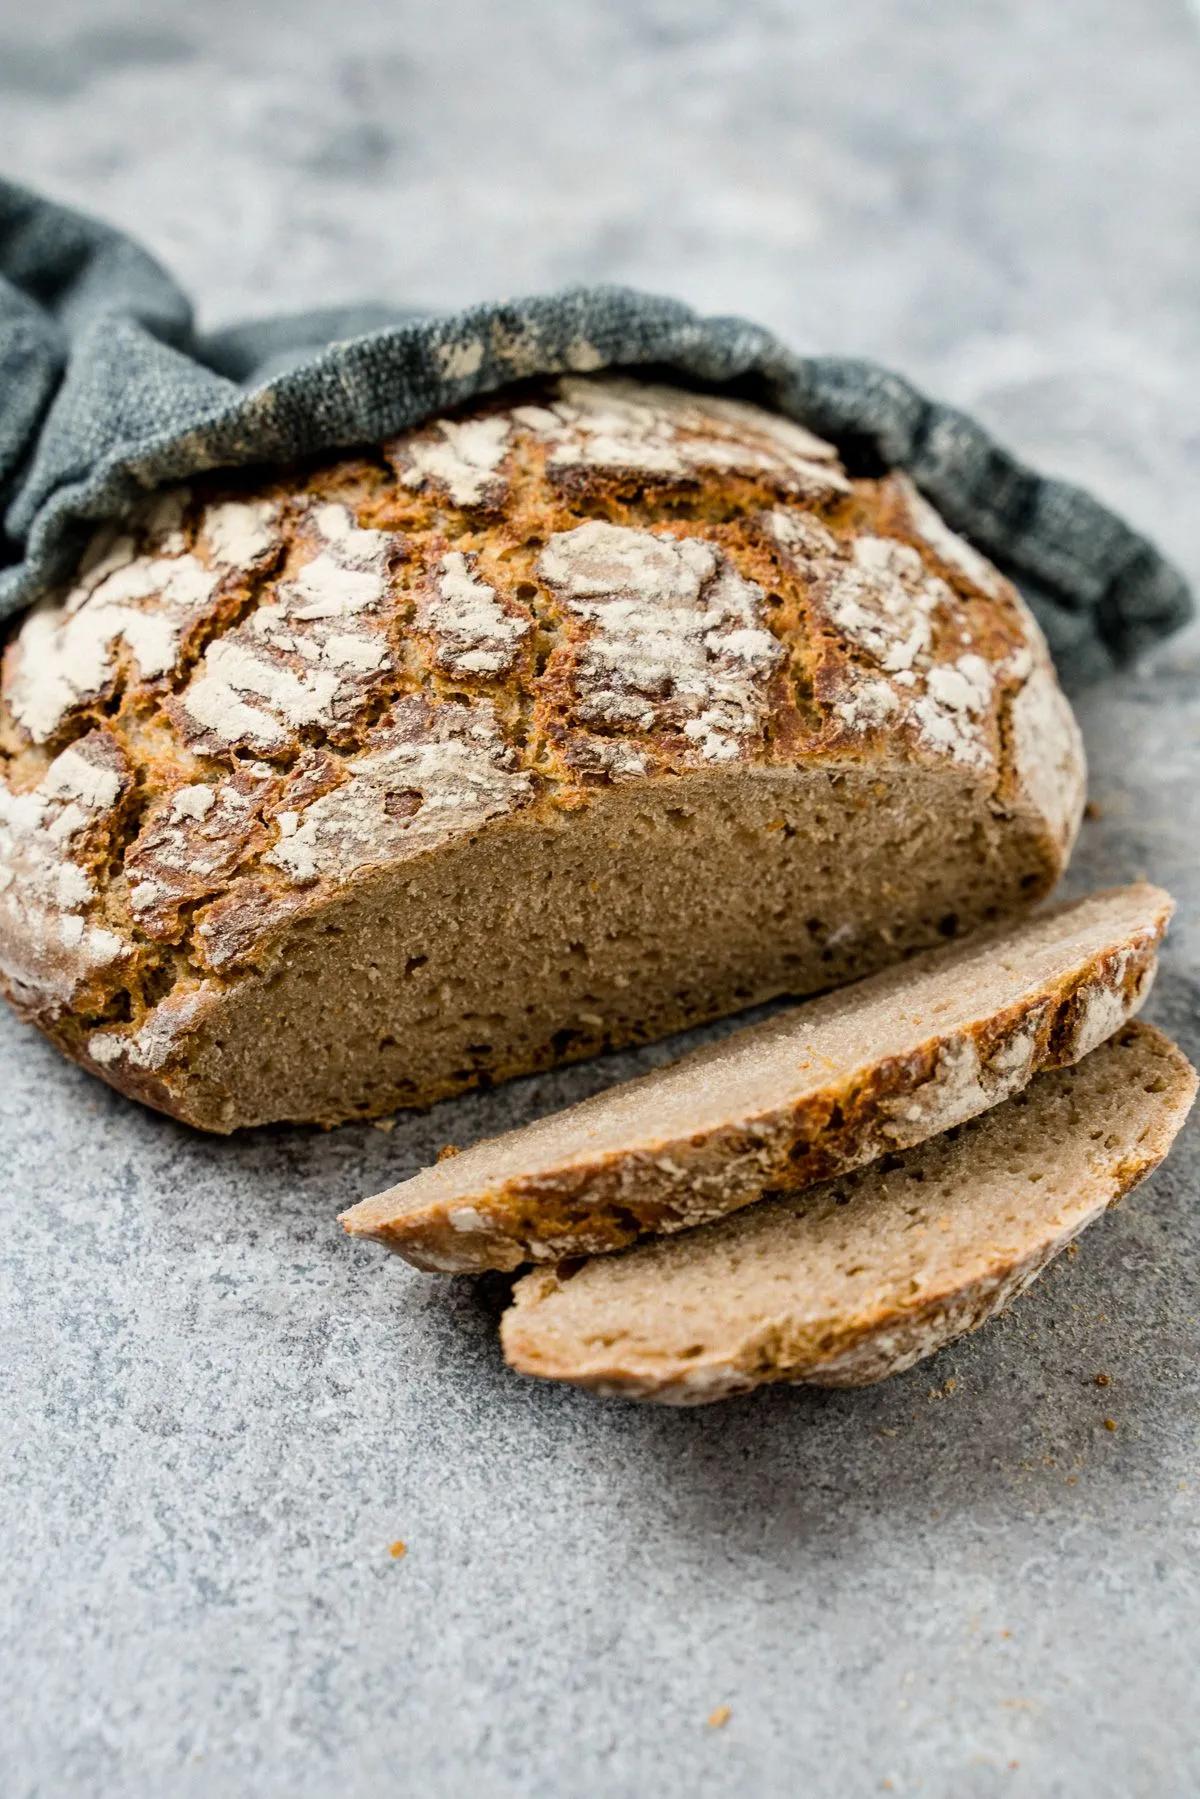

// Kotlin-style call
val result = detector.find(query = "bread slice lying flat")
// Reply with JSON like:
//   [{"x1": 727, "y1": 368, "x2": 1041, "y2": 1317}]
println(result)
[
  {"x1": 501, "y1": 1022, "x2": 1196, "y2": 1402},
  {"x1": 341, "y1": 884, "x2": 1171, "y2": 1271}
]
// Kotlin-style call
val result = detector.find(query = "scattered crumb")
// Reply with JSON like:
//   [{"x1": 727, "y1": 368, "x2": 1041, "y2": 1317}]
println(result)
[
  {"x1": 707, "y1": 1705, "x2": 731, "y2": 1730},
  {"x1": 372, "y1": 1116, "x2": 397, "y2": 1133},
  {"x1": 388, "y1": 1539, "x2": 408, "y2": 1559},
  {"x1": 1104, "y1": 1418, "x2": 1118, "y2": 1433},
  {"x1": 437, "y1": 1143, "x2": 461, "y2": 1162},
  {"x1": 1065, "y1": 1243, "x2": 1079, "y2": 1258},
  {"x1": 878, "y1": 1426, "x2": 898, "y2": 1438},
  {"x1": 1009, "y1": 1762, "x2": 1020, "y2": 1772},
  {"x1": 1083, "y1": 800, "x2": 1103, "y2": 822},
  {"x1": 1065, "y1": 1475, "x2": 1078, "y2": 1487},
  {"x1": 1094, "y1": 1372, "x2": 1111, "y2": 1387}
]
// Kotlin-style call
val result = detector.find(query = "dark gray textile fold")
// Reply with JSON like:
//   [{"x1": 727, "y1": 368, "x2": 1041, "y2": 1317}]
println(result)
[{"x1": 1, "y1": 178, "x2": 1191, "y2": 684}]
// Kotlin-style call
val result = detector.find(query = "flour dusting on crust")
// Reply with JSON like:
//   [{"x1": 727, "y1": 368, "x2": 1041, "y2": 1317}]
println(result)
[
  {"x1": 265, "y1": 695, "x2": 534, "y2": 888},
  {"x1": 419, "y1": 551, "x2": 532, "y2": 679},
  {"x1": 87, "y1": 983, "x2": 216, "y2": 1074},
  {"x1": 1009, "y1": 656, "x2": 1086, "y2": 852},
  {"x1": 889, "y1": 473, "x2": 1007, "y2": 599},
  {"x1": 519, "y1": 376, "x2": 851, "y2": 497},
  {"x1": 0, "y1": 731, "x2": 130, "y2": 1006},
  {"x1": 771, "y1": 509, "x2": 1012, "y2": 771},
  {"x1": 6, "y1": 496, "x2": 283, "y2": 745},
  {"x1": 393, "y1": 415, "x2": 513, "y2": 508},
  {"x1": 124, "y1": 766, "x2": 279, "y2": 940},
  {"x1": 537, "y1": 521, "x2": 783, "y2": 763},
  {"x1": 177, "y1": 502, "x2": 400, "y2": 753}
]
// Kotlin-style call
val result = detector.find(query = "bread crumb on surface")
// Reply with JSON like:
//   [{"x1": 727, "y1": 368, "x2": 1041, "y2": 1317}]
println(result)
[
  {"x1": 388, "y1": 1539, "x2": 407, "y2": 1559},
  {"x1": 1094, "y1": 1371, "x2": 1111, "y2": 1387},
  {"x1": 372, "y1": 1116, "x2": 397, "y2": 1133},
  {"x1": 1084, "y1": 800, "x2": 1103, "y2": 821},
  {"x1": 1103, "y1": 1418, "x2": 1118, "y2": 1432},
  {"x1": 437, "y1": 1144, "x2": 461, "y2": 1162},
  {"x1": 707, "y1": 1705, "x2": 731, "y2": 1729}
]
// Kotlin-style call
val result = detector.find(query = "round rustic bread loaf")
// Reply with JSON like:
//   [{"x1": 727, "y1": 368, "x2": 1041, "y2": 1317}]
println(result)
[{"x1": 0, "y1": 376, "x2": 1085, "y2": 1130}]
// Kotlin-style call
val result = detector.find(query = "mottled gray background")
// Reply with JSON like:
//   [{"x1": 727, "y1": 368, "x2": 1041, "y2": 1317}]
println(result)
[{"x1": 2, "y1": 3, "x2": 1198, "y2": 1796}]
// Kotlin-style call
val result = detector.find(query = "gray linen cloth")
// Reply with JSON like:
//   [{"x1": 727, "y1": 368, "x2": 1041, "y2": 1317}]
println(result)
[{"x1": 0, "y1": 178, "x2": 1191, "y2": 684}]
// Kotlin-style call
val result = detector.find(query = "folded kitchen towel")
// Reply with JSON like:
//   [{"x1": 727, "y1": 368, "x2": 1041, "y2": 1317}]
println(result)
[{"x1": 0, "y1": 178, "x2": 1191, "y2": 684}]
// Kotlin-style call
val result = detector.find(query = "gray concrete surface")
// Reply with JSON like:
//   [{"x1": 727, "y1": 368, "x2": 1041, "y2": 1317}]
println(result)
[{"x1": 1, "y1": 2, "x2": 1198, "y2": 1795}]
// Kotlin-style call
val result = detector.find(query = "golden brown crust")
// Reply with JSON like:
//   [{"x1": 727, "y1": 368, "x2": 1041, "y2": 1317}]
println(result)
[{"x1": 0, "y1": 376, "x2": 1084, "y2": 1129}]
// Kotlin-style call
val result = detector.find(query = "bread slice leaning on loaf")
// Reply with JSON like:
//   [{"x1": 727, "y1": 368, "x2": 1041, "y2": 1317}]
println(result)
[
  {"x1": 0, "y1": 375, "x2": 1084, "y2": 1131},
  {"x1": 341, "y1": 884, "x2": 1170, "y2": 1270},
  {"x1": 501, "y1": 1022, "x2": 1197, "y2": 1402}
]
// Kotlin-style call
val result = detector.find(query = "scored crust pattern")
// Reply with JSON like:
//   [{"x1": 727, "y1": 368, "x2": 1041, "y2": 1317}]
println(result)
[{"x1": 0, "y1": 374, "x2": 1081, "y2": 1078}]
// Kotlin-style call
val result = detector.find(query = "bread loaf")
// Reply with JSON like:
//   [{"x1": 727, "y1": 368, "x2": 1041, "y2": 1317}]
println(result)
[
  {"x1": 0, "y1": 376, "x2": 1084, "y2": 1130},
  {"x1": 341, "y1": 884, "x2": 1169, "y2": 1270},
  {"x1": 500, "y1": 1022, "x2": 1197, "y2": 1402}
]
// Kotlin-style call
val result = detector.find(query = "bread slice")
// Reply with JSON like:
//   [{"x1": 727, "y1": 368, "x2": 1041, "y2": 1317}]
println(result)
[
  {"x1": 341, "y1": 884, "x2": 1172, "y2": 1271},
  {"x1": 501, "y1": 1022, "x2": 1197, "y2": 1402}
]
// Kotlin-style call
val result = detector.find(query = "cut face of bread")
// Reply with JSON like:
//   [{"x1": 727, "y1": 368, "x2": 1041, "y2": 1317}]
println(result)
[
  {"x1": 0, "y1": 376, "x2": 1084, "y2": 1130},
  {"x1": 500, "y1": 1022, "x2": 1197, "y2": 1402},
  {"x1": 341, "y1": 885, "x2": 1171, "y2": 1270}
]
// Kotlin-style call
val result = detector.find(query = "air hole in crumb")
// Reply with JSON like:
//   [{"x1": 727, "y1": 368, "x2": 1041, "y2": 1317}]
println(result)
[
  {"x1": 556, "y1": 1257, "x2": 587, "y2": 1282},
  {"x1": 405, "y1": 955, "x2": 428, "y2": 975}
]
